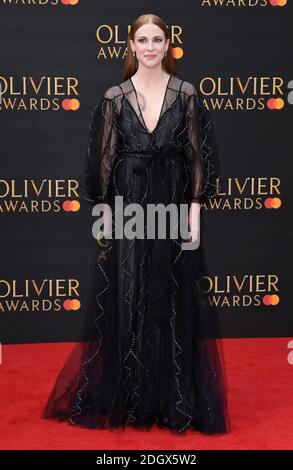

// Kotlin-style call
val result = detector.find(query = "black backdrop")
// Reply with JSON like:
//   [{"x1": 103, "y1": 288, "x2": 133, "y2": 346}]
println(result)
[{"x1": 0, "y1": 0, "x2": 292, "y2": 344}]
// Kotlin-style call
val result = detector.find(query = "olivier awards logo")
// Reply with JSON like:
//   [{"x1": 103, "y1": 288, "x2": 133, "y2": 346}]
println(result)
[
  {"x1": 199, "y1": 76, "x2": 292, "y2": 110},
  {"x1": 216, "y1": 176, "x2": 282, "y2": 210},
  {"x1": 95, "y1": 24, "x2": 184, "y2": 61},
  {"x1": 0, "y1": 76, "x2": 80, "y2": 111},
  {"x1": 0, "y1": 0, "x2": 79, "y2": 6},
  {"x1": 200, "y1": 273, "x2": 280, "y2": 308},
  {"x1": 0, "y1": 278, "x2": 81, "y2": 313},
  {"x1": 0, "y1": 179, "x2": 80, "y2": 213},
  {"x1": 201, "y1": 0, "x2": 287, "y2": 7}
]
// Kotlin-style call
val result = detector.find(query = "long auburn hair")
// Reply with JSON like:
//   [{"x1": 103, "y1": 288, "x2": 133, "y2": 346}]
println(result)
[{"x1": 122, "y1": 14, "x2": 177, "y2": 82}]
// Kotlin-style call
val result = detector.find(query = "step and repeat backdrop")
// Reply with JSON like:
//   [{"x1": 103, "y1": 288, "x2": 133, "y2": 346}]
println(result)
[{"x1": 0, "y1": 1, "x2": 292, "y2": 344}]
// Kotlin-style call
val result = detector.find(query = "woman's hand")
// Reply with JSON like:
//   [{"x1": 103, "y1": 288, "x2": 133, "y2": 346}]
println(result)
[
  {"x1": 95, "y1": 203, "x2": 112, "y2": 243},
  {"x1": 102, "y1": 203, "x2": 112, "y2": 240},
  {"x1": 187, "y1": 201, "x2": 201, "y2": 243}
]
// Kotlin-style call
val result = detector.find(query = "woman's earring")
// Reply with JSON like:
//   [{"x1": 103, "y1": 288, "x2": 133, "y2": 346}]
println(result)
[
  {"x1": 133, "y1": 51, "x2": 135, "y2": 56},
  {"x1": 164, "y1": 51, "x2": 167, "y2": 57}
]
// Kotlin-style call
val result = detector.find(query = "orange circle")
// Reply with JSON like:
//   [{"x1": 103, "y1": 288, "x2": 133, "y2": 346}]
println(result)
[
  {"x1": 271, "y1": 295, "x2": 279, "y2": 305},
  {"x1": 71, "y1": 200, "x2": 80, "y2": 211},
  {"x1": 273, "y1": 198, "x2": 281, "y2": 208},
  {"x1": 71, "y1": 99, "x2": 80, "y2": 111},
  {"x1": 71, "y1": 299, "x2": 81, "y2": 310},
  {"x1": 274, "y1": 98, "x2": 284, "y2": 110},
  {"x1": 173, "y1": 47, "x2": 183, "y2": 59}
]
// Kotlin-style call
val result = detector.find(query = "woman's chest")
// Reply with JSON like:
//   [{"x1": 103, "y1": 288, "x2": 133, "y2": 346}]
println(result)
[{"x1": 116, "y1": 94, "x2": 188, "y2": 151}]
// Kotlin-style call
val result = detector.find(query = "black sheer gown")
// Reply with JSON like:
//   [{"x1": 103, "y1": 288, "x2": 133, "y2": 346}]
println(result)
[{"x1": 41, "y1": 74, "x2": 230, "y2": 435}]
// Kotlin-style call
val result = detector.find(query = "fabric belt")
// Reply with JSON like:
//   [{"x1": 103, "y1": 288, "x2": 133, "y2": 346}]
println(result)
[{"x1": 118, "y1": 144, "x2": 185, "y2": 187}]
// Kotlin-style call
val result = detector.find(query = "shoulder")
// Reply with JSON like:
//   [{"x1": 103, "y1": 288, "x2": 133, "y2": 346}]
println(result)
[
  {"x1": 180, "y1": 80, "x2": 208, "y2": 114},
  {"x1": 180, "y1": 80, "x2": 199, "y2": 97},
  {"x1": 93, "y1": 84, "x2": 123, "y2": 115},
  {"x1": 103, "y1": 85, "x2": 122, "y2": 100},
  {"x1": 164, "y1": 75, "x2": 198, "y2": 97}
]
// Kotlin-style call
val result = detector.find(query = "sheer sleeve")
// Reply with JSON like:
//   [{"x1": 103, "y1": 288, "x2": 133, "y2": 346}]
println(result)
[
  {"x1": 80, "y1": 92, "x2": 118, "y2": 206},
  {"x1": 185, "y1": 86, "x2": 221, "y2": 204}
]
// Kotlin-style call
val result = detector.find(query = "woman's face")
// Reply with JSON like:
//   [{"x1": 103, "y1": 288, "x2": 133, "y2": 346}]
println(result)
[{"x1": 130, "y1": 23, "x2": 170, "y2": 69}]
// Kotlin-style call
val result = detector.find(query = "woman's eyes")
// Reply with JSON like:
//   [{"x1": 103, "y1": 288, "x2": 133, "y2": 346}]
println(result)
[{"x1": 138, "y1": 38, "x2": 162, "y2": 43}]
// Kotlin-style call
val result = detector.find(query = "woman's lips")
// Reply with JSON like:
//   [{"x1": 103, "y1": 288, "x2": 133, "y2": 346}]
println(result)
[{"x1": 145, "y1": 55, "x2": 156, "y2": 58}]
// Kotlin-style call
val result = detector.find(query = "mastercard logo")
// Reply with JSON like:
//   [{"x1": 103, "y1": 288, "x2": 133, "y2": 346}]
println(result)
[
  {"x1": 61, "y1": 0, "x2": 79, "y2": 5},
  {"x1": 269, "y1": 0, "x2": 287, "y2": 5},
  {"x1": 263, "y1": 295, "x2": 279, "y2": 305},
  {"x1": 264, "y1": 197, "x2": 281, "y2": 209},
  {"x1": 62, "y1": 200, "x2": 80, "y2": 211},
  {"x1": 62, "y1": 99, "x2": 80, "y2": 111},
  {"x1": 63, "y1": 299, "x2": 81, "y2": 310},
  {"x1": 171, "y1": 48, "x2": 183, "y2": 59},
  {"x1": 267, "y1": 98, "x2": 285, "y2": 110}
]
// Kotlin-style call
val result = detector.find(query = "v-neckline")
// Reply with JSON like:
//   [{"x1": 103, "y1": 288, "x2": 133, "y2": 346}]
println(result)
[{"x1": 129, "y1": 74, "x2": 172, "y2": 135}]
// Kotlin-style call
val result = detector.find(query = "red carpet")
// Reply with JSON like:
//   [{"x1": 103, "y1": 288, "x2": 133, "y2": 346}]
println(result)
[{"x1": 0, "y1": 338, "x2": 292, "y2": 450}]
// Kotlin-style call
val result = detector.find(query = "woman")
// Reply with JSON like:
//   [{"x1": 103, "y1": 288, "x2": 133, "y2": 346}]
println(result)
[{"x1": 42, "y1": 13, "x2": 230, "y2": 435}]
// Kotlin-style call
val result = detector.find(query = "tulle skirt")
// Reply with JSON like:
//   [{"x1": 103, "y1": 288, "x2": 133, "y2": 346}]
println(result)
[
  {"x1": 42, "y1": 149, "x2": 230, "y2": 435},
  {"x1": 42, "y1": 207, "x2": 230, "y2": 435}
]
